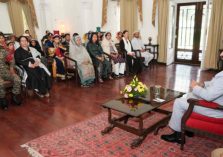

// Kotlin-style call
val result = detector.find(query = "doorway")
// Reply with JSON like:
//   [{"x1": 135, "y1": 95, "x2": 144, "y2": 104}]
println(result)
[{"x1": 175, "y1": 2, "x2": 207, "y2": 64}]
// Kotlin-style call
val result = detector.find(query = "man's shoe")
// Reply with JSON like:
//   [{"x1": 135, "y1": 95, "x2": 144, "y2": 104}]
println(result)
[
  {"x1": 0, "y1": 98, "x2": 8, "y2": 110},
  {"x1": 12, "y1": 94, "x2": 22, "y2": 106},
  {"x1": 185, "y1": 131, "x2": 194, "y2": 137},
  {"x1": 161, "y1": 131, "x2": 183, "y2": 144}
]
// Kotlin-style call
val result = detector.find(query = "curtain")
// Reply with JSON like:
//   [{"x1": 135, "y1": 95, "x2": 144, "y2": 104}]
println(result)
[
  {"x1": 7, "y1": 0, "x2": 24, "y2": 36},
  {"x1": 137, "y1": 0, "x2": 143, "y2": 22},
  {"x1": 0, "y1": 0, "x2": 38, "y2": 37},
  {"x1": 21, "y1": 3, "x2": 37, "y2": 38},
  {"x1": 202, "y1": 0, "x2": 223, "y2": 69},
  {"x1": 101, "y1": 0, "x2": 108, "y2": 27},
  {"x1": 152, "y1": 0, "x2": 157, "y2": 26},
  {"x1": 157, "y1": 0, "x2": 169, "y2": 63},
  {"x1": 120, "y1": 0, "x2": 138, "y2": 39}
]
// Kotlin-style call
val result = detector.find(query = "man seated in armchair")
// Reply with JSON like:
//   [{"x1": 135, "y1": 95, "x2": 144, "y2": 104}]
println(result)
[{"x1": 161, "y1": 51, "x2": 223, "y2": 143}]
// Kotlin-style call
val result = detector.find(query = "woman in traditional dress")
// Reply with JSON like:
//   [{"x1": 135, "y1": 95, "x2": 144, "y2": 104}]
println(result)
[
  {"x1": 101, "y1": 32, "x2": 125, "y2": 77},
  {"x1": 14, "y1": 36, "x2": 51, "y2": 98},
  {"x1": 52, "y1": 34, "x2": 66, "y2": 80},
  {"x1": 87, "y1": 33, "x2": 112, "y2": 83},
  {"x1": 69, "y1": 35, "x2": 95, "y2": 87}
]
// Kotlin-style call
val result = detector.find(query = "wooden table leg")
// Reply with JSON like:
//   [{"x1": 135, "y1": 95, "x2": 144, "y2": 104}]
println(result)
[
  {"x1": 101, "y1": 108, "x2": 115, "y2": 135},
  {"x1": 131, "y1": 116, "x2": 146, "y2": 148}
]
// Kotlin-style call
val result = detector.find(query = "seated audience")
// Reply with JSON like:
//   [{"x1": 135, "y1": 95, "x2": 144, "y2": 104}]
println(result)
[
  {"x1": 62, "y1": 33, "x2": 71, "y2": 52},
  {"x1": 0, "y1": 41, "x2": 22, "y2": 110},
  {"x1": 161, "y1": 51, "x2": 223, "y2": 143},
  {"x1": 14, "y1": 36, "x2": 51, "y2": 98},
  {"x1": 97, "y1": 32, "x2": 103, "y2": 42},
  {"x1": 69, "y1": 35, "x2": 95, "y2": 87},
  {"x1": 131, "y1": 31, "x2": 153, "y2": 67},
  {"x1": 101, "y1": 32, "x2": 125, "y2": 77},
  {"x1": 9, "y1": 35, "x2": 19, "y2": 50},
  {"x1": 30, "y1": 39, "x2": 44, "y2": 56},
  {"x1": 45, "y1": 33, "x2": 54, "y2": 48},
  {"x1": 114, "y1": 31, "x2": 123, "y2": 44},
  {"x1": 0, "y1": 33, "x2": 7, "y2": 50},
  {"x1": 24, "y1": 30, "x2": 32, "y2": 39},
  {"x1": 120, "y1": 30, "x2": 142, "y2": 74},
  {"x1": 6, "y1": 40, "x2": 15, "y2": 63},
  {"x1": 41, "y1": 30, "x2": 51, "y2": 44},
  {"x1": 87, "y1": 33, "x2": 112, "y2": 83},
  {"x1": 52, "y1": 34, "x2": 66, "y2": 80}
]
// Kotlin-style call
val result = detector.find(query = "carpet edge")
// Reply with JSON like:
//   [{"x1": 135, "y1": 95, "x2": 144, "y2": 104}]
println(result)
[{"x1": 21, "y1": 144, "x2": 44, "y2": 157}]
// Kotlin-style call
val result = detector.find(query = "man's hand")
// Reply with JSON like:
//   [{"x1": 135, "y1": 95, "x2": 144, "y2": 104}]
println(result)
[
  {"x1": 140, "y1": 49, "x2": 145, "y2": 52},
  {"x1": 190, "y1": 80, "x2": 202, "y2": 89}
]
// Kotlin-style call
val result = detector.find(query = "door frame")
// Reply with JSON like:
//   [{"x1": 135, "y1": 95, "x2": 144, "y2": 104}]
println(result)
[{"x1": 174, "y1": 2, "x2": 206, "y2": 64}]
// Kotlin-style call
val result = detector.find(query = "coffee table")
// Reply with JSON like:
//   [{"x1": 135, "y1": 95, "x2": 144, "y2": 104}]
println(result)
[{"x1": 101, "y1": 87, "x2": 184, "y2": 148}]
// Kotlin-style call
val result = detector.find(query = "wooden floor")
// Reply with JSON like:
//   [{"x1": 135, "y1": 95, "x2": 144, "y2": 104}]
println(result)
[{"x1": 0, "y1": 63, "x2": 217, "y2": 157}]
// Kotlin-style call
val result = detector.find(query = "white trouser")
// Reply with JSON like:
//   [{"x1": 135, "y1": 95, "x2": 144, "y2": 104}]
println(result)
[
  {"x1": 141, "y1": 52, "x2": 153, "y2": 66},
  {"x1": 113, "y1": 63, "x2": 125, "y2": 75},
  {"x1": 169, "y1": 95, "x2": 223, "y2": 132}
]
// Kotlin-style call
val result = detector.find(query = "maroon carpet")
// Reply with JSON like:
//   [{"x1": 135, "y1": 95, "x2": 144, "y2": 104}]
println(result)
[{"x1": 21, "y1": 110, "x2": 223, "y2": 157}]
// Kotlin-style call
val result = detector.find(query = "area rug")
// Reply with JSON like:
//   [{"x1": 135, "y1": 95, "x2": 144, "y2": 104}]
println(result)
[{"x1": 21, "y1": 111, "x2": 223, "y2": 157}]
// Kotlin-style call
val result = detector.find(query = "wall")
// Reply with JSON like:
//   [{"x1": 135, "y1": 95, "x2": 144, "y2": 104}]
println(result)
[
  {"x1": 33, "y1": 0, "x2": 158, "y2": 44},
  {"x1": 0, "y1": 2, "x2": 13, "y2": 33},
  {"x1": 139, "y1": 0, "x2": 158, "y2": 44},
  {"x1": 34, "y1": 0, "x2": 103, "y2": 41}
]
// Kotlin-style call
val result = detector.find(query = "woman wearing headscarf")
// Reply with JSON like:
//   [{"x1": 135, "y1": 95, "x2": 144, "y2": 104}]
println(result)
[
  {"x1": 69, "y1": 35, "x2": 95, "y2": 87},
  {"x1": 101, "y1": 32, "x2": 125, "y2": 77}
]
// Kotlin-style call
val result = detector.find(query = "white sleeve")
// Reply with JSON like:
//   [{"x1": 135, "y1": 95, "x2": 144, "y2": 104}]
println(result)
[
  {"x1": 192, "y1": 77, "x2": 223, "y2": 101},
  {"x1": 131, "y1": 39, "x2": 137, "y2": 50}
]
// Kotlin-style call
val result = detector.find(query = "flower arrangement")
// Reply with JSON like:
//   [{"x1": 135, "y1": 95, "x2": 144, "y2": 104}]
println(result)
[{"x1": 120, "y1": 76, "x2": 148, "y2": 98}]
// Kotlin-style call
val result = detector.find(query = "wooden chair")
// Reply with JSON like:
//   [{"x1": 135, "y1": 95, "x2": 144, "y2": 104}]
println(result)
[
  {"x1": 218, "y1": 49, "x2": 223, "y2": 71},
  {"x1": 63, "y1": 53, "x2": 79, "y2": 84},
  {"x1": 115, "y1": 43, "x2": 144, "y2": 75},
  {"x1": 181, "y1": 98, "x2": 223, "y2": 150}
]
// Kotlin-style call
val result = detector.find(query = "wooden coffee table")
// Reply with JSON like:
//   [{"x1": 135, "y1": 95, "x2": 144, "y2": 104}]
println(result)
[{"x1": 101, "y1": 87, "x2": 184, "y2": 148}]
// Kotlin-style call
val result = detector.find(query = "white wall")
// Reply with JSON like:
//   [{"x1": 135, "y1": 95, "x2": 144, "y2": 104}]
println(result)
[
  {"x1": 33, "y1": 0, "x2": 158, "y2": 44},
  {"x1": 139, "y1": 0, "x2": 158, "y2": 44},
  {"x1": 34, "y1": 0, "x2": 103, "y2": 41},
  {"x1": 0, "y1": 2, "x2": 13, "y2": 33}
]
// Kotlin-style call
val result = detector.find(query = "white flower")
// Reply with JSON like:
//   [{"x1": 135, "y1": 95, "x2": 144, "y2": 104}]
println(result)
[{"x1": 126, "y1": 85, "x2": 132, "y2": 92}]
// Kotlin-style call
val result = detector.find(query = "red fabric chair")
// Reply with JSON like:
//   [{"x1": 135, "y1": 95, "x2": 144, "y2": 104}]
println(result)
[{"x1": 181, "y1": 99, "x2": 223, "y2": 150}]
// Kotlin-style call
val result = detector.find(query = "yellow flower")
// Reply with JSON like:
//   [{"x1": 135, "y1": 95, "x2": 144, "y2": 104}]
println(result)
[{"x1": 129, "y1": 94, "x2": 133, "y2": 97}]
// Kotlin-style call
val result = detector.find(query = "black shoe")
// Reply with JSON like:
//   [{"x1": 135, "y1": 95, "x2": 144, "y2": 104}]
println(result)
[
  {"x1": 185, "y1": 131, "x2": 194, "y2": 137},
  {"x1": 113, "y1": 74, "x2": 119, "y2": 78},
  {"x1": 12, "y1": 94, "x2": 22, "y2": 106},
  {"x1": 161, "y1": 131, "x2": 182, "y2": 144},
  {"x1": 0, "y1": 98, "x2": 8, "y2": 110},
  {"x1": 119, "y1": 73, "x2": 125, "y2": 77},
  {"x1": 81, "y1": 84, "x2": 90, "y2": 88}
]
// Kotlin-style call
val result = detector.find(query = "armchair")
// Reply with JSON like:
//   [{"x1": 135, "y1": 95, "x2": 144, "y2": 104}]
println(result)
[{"x1": 181, "y1": 98, "x2": 223, "y2": 150}]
